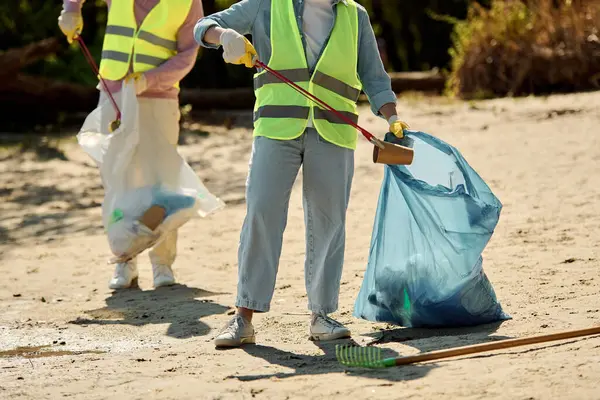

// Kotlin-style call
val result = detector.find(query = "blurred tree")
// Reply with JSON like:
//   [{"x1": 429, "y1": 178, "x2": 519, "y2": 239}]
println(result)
[
  {"x1": 0, "y1": 0, "x2": 490, "y2": 89},
  {"x1": 359, "y1": 0, "x2": 491, "y2": 72}
]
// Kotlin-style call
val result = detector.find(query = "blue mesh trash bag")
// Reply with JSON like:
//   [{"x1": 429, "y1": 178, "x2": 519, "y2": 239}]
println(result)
[{"x1": 353, "y1": 131, "x2": 510, "y2": 328}]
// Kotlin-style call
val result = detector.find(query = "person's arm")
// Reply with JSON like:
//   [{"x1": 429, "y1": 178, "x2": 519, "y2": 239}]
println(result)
[
  {"x1": 203, "y1": 26, "x2": 226, "y2": 46},
  {"x1": 62, "y1": 0, "x2": 85, "y2": 12},
  {"x1": 142, "y1": 0, "x2": 204, "y2": 92},
  {"x1": 356, "y1": 8, "x2": 409, "y2": 136},
  {"x1": 378, "y1": 103, "x2": 397, "y2": 121},
  {"x1": 58, "y1": 0, "x2": 87, "y2": 43},
  {"x1": 193, "y1": 0, "x2": 263, "y2": 48},
  {"x1": 356, "y1": 9, "x2": 399, "y2": 118}
]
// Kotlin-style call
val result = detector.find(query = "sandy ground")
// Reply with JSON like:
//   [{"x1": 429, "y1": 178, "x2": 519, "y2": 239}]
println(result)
[{"x1": 1, "y1": 91, "x2": 599, "y2": 400}]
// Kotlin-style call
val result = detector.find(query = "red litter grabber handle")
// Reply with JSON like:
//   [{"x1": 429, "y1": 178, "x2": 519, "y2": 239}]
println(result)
[
  {"x1": 254, "y1": 60, "x2": 384, "y2": 149},
  {"x1": 76, "y1": 36, "x2": 122, "y2": 132},
  {"x1": 254, "y1": 60, "x2": 414, "y2": 165}
]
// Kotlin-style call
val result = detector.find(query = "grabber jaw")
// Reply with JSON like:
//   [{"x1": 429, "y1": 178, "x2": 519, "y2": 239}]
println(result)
[
  {"x1": 108, "y1": 119, "x2": 121, "y2": 133},
  {"x1": 108, "y1": 110, "x2": 122, "y2": 132},
  {"x1": 369, "y1": 136, "x2": 386, "y2": 150}
]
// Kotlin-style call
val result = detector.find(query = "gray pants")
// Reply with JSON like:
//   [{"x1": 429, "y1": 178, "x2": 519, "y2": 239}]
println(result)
[{"x1": 236, "y1": 128, "x2": 354, "y2": 314}]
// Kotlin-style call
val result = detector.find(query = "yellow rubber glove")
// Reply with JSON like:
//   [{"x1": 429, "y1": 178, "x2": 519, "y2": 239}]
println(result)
[
  {"x1": 388, "y1": 115, "x2": 410, "y2": 138},
  {"x1": 124, "y1": 72, "x2": 148, "y2": 95},
  {"x1": 58, "y1": 11, "x2": 83, "y2": 44},
  {"x1": 124, "y1": 72, "x2": 142, "y2": 82},
  {"x1": 220, "y1": 29, "x2": 257, "y2": 68},
  {"x1": 238, "y1": 37, "x2": 258, "y2": 68}
]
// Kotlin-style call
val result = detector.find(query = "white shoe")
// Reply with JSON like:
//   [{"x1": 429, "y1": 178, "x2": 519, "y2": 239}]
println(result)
[
  {"x1": 108, "y1": 262, "x2": 139, "y2": 290},
  {"x1": 214, "y1": 315, "x2": 256, "y2": 348},
  {"x1": 309, "y1": 314, "x2": 351, "y2": 341},
  {"x1": 152, "y1": 264, "x2": 176, "y2": 288}
]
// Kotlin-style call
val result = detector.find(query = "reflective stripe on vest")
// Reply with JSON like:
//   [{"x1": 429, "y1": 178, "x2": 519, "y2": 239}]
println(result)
[
  {"x1": 253, "y1": 69, "x2": 360, "y2": 103},
  {"x1": 98, "y1": 0, "x2": 192, "y2": 87},
  {"x1": 101, "y1": 51, "x2": 166, "y2": 67},
  {"x1": 104, "y1": 25, "x2": 178, "y2": 51},
  {"x1": 253, "y1": 68, "x2": 309, "y2": 91},
  {"x1": 312, "y1": 71, "x2": 361, "y2": 102},
  {"x1": 252, "y1": 0, "x2": 362, "y2": 150},
  {"x1": 253, "y1": 106, "x2": 359, "y2": 125}
]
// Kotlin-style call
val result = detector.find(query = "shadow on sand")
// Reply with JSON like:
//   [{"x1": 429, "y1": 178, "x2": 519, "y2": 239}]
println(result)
[
  {"x1": 226, "y1": 321, "x2": 509, "y2": 383},
  {"x1": 70, "y1": 284, "x2": 231, "y2": 339}
]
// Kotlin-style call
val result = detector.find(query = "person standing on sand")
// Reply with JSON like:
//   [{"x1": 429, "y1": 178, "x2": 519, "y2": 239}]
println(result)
[
  {"x1": 58, "y1": 0, "x2": 204, "y2": 290},
  {"x1": 193, "y1": 0, "x2": 410, "y2": 348}
]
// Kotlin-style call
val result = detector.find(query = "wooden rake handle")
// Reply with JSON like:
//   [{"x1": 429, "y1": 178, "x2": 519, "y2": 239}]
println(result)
[{"x1": 393, "y1": 326, "x2": 600, "y2": 366}]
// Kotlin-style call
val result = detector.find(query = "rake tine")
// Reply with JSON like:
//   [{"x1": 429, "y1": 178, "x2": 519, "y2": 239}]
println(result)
[
  {"x1": 338, "y1": 344, "x2": 346, "y2": 366},
  {"x1": 342, "y1": 345, "x2": 349, "y2": 365},
  {"x1": 344, "y1": 346, "x2": 355, "y2": 366},
  {"x1": 335, "y1": 344, "x2": 386, "y2": 368},
  {"x1": 372, "y1": 346, "x2": 382, "y2": 368},
  {"x1": 357, "y1": 347, "x2": 365, "y2": 366}
]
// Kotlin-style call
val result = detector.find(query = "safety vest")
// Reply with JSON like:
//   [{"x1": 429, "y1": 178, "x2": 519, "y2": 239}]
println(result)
[
  {"x1": 98, "y1": 0, "x2": 192, "y2": 88},
  {"x1": 253, "y1": 0, "x2": 362, "y2": 150}
]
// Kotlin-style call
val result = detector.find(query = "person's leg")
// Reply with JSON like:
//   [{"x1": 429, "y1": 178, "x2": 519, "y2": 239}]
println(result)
[
  {"x1": 109, "y1": 259, "x2": 139, "y2": 290},
  {"x1": 215, "y1": 135, "x2": 304, "y2": 347},
  {"x1": 142, "y1": 98, "x2": 181, "y2": 287},
  {"x1": 97, "y1": 90, "x2": 140, "y2": 289},
  {"x1": 302, "y1": 129, "x2": 354, "y2": 340},
  {"x1": 150, "y1": 230, "x2": 178, "y2": 287}
]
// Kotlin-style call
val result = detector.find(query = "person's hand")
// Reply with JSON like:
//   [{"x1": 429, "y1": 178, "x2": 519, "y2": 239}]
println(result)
[
  {"x1": 220, "y1": 29, "x2": 257, "y2": 68},
  {"x1": 58, "y1": 11, "x2": 83, "y2": 44},
  {"x1": 388, "y1": 115, "x2": 410, "y2": 138},
  {"x1": 125, "y1": 72, "x2": 148, "y2": 95}
]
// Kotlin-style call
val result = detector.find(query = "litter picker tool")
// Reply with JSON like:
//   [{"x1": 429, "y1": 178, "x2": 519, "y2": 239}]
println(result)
[
  {"x1": 254, "y1": 60, "x2": 414, "y2": 165},
  {"x1": 335, "y1": 325, "x2": 600, "y2": 369},
  {"x1": 76, "y1": 36, "x2": 122, "y2": 132},
  {"x1": 76, "y1": 37, "x2": 158, "y2": 265}
]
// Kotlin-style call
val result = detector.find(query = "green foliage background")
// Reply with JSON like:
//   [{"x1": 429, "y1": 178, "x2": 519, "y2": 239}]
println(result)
[
  {"x1": 0, "y1": 0, "x2": 487, "y2": 89},
  {"x1": 3, "y1": 0, "x2": 595, "y2": 99}
]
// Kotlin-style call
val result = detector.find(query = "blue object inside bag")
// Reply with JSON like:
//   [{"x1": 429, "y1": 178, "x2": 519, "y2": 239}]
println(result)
[
  {"x1": 151, "y1": 184, "x2": 196, "y2": 218},
  {"x1": 353, "y1": 131, "x2": 511, "y2": 328}
]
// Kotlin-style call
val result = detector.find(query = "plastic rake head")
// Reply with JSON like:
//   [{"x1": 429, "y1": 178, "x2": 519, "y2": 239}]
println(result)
[{"x1": 335, "y1": 345, "x2": 396, "y2": 369}]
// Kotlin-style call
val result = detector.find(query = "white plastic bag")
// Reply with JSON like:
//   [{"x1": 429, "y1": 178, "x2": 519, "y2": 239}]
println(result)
[{"x1": 77, "y1": 82, "x2": 225, "y2": 262}]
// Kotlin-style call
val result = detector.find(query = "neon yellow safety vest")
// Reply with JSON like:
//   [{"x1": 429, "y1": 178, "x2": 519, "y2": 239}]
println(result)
[
  {"x1": 253, "y1": 0, "x2": 362, "y2": 150},
  {"x1": 98, "y1": 0, "x2": 192, "y2": 88}
]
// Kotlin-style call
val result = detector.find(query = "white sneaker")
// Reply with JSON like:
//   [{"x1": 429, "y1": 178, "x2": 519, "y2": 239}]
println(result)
[
  {"x1": 214, "y1": 315, "x2": 256, "y2": 348},
  {"x1": 152, "y1": 264, "x2": 176, "y2": 288},
  {"x1": 309, "y1": 314, "x2": 351, "y2": 341},
  {"x1": 108, "y1": 262, "x2": 139, "y2": 290}
]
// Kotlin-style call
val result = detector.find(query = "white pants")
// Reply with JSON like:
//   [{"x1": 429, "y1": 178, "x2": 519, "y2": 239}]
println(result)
[{"x1": 98, "y1": 91, "x2": 181, "y2": 266}]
